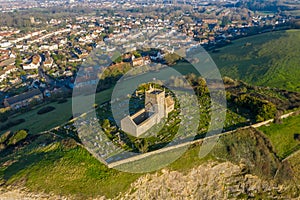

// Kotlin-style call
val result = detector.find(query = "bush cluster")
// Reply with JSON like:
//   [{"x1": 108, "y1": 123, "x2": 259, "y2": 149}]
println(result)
[{"x1": 37, "y1": 106, "x2": 56, "y2": 115}]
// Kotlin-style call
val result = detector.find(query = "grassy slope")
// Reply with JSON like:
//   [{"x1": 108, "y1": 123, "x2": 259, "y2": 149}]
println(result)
[
  {"x1": 211, "y1": 29, "x2": 300, "y2": 92},
  {"x1": 1, "y1": 126, "x2": 288, "y2": 199},
  {"x1": 285, "y1": 150, "x2": 300, "y2": 186},
  {"x1": 0, "y1": 135, "x2": 140, "y2": 199},
  {"x1": 259, "y1": 114, "x2": 300, "y2": 159}
]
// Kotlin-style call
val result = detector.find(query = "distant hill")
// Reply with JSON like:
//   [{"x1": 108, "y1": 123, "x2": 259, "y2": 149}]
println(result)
[{"x1": 211, "y1": 30, "x2": 300, "y2": 92}]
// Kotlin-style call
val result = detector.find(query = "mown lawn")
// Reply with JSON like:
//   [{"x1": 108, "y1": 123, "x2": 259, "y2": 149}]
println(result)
[
  {"x1": 259, "y1": 114, "x2": 300, "y2": 159},
  {"x1": 0, "y1": 88, "x2": 113, "y2": 135}
]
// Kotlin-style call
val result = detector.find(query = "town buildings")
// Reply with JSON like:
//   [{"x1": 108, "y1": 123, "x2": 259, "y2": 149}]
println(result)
[{"x1": 0, "y1": 1, "x2": 292, "y2": 109}]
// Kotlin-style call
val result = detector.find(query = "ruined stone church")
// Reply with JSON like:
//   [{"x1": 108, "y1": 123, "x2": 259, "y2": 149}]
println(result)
[{"x1": 121, "y1": 86, "x2": 175, "y2": 137}]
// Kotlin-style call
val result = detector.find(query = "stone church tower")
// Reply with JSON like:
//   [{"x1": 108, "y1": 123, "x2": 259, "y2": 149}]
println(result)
[
  {"x1": 145, "y1": 85, "x2": 166, "y2": 123},
  {"x1": 120, "y1": 85, "x2": 175, "y2": 137}
]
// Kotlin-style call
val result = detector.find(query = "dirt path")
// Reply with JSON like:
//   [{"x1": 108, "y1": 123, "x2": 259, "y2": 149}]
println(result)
[{"x1": 108, "y1": 110, "x2": 299, "y2": 168}]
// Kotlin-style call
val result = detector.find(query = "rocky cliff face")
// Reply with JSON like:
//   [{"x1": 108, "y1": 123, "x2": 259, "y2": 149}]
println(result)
[
  {"x1": 119, "y1": 161, "x2": 288, "y2": 200},
  {"x1": 0, "y1": 161, "x2": 297, "y2": 200},
  {"x1": 0, "y1": 188, "x2": 69, "y2": 200},
  {"x1": 117, "y1": 128, "x2": 300, "y2": 199}
]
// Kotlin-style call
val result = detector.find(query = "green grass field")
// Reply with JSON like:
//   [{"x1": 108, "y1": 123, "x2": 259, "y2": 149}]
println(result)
[
  {"x1": 259, "y1": 114, "x2": 300, "y2": 159},
  {"x1": 0, "y1": 88, "x2": 113, "y2": 135},
  {"x1": 211, "y1": 29, "x2": 300, "y2": 92},
  {"x1": 287, "y1": 10, "x2": 300, "y2": 17}
]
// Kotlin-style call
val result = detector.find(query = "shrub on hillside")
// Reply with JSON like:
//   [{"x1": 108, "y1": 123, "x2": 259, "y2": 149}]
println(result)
[
  {"x1": 61, "y1": 138, "x2": 78, "y2": 149},
  {"x1": 0, "y1": 131, "x2": 11, "y2": 143},
  {"x1": 0, "y1": 143, "x2": 5, "y2": 150},
  {"x1": 37, "y1": 106, "x2": 56, "y2": 115},
  {"x1": 7, "y1": 130, "x2": 28, "y2": 146}
]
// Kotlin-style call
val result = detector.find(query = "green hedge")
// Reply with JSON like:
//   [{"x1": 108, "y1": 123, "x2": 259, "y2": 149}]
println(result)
[{"x1": 37, "y1": 106, "x2": 56, "y2": 115}]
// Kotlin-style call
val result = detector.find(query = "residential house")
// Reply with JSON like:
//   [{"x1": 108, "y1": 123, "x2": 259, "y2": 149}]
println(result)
[
  {"x1": 0, "y1": 58, "x2": 15, "y2": 67},
  {"x1": 39, "y1": 44, "x2": 58, "y2": 51},
  {"x1": 23, "y1": 54, "x2": 41, "y2": 70},
  {"x1": 4, "y1": 88, "x2": 43, "y2": 109},
  {"x1": 0, "y1": 65, "x2": 17, "y2": 82},
  {"x1": 131, "y1": 55, "x2": 151, "y2": 67},
  {"x1": 43, "y1": 57, "x2": 54, "y2": 69}
]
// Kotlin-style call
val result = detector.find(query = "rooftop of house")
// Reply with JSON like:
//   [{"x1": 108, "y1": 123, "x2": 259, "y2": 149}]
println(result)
[
  {"x1": 32, "y1": 54, "x2": 41, "y2": 65},
  {"x1": 5, "y1": 88, "x2": 42, "y2": 105}
]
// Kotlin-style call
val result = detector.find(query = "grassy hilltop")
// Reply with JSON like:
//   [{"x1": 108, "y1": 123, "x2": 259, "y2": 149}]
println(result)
[{"x1": 211, "y1": 29, "x2": 300, "y2": 92}]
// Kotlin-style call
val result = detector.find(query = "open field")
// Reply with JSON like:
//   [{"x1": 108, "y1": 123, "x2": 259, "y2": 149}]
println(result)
[
  {"x1": 211, "y1": 29, "x2": 300, "y2": 92},
  {"x1": 286, "y1": 10, "x2": 300, "y2": 17},
  {"x1": 259, "y1": 114, "x2": 300, "y2": 159},
  {"x1": 0, "y1": 88, "x2": 113, "y2": 135}
]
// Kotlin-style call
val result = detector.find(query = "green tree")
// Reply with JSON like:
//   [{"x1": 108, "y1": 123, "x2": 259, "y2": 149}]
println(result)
[
  {"x1": 258, "y1": 102, "x2": 277, "y2": 121},
  {"x1": 102, "y1": 119, "x2": 111, "y2": 130},
  {"x1": 15, "y1": 56, "x2": 22, "y2": 68},
  {"x1": 164, "y1": 53, "x2": 181, "y2": 65},
  {"x1": 221, "y1": 16, "x2": 230, "y2": 27},
  {"x1": 196, "y1": 77, "x2": 208, "y2": 96},
  {"x1": 114, "y1": 56, "x2": 122, "y2": 63},
  {"x1": 96, "y1": 10, "x2": 101, "y2": 17},
  {"x1": 136, "y1": 139, "x2": 149, "y2": 153},
  {"x1": 108, "y1": 26, "x2": 114, "y2": 34},
  {"x1": 132, "y1": 51, "x2": 141, "y2": 58},
  {"x1": 186, "y1": 73, "x2": 197, "y2": 86}
]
